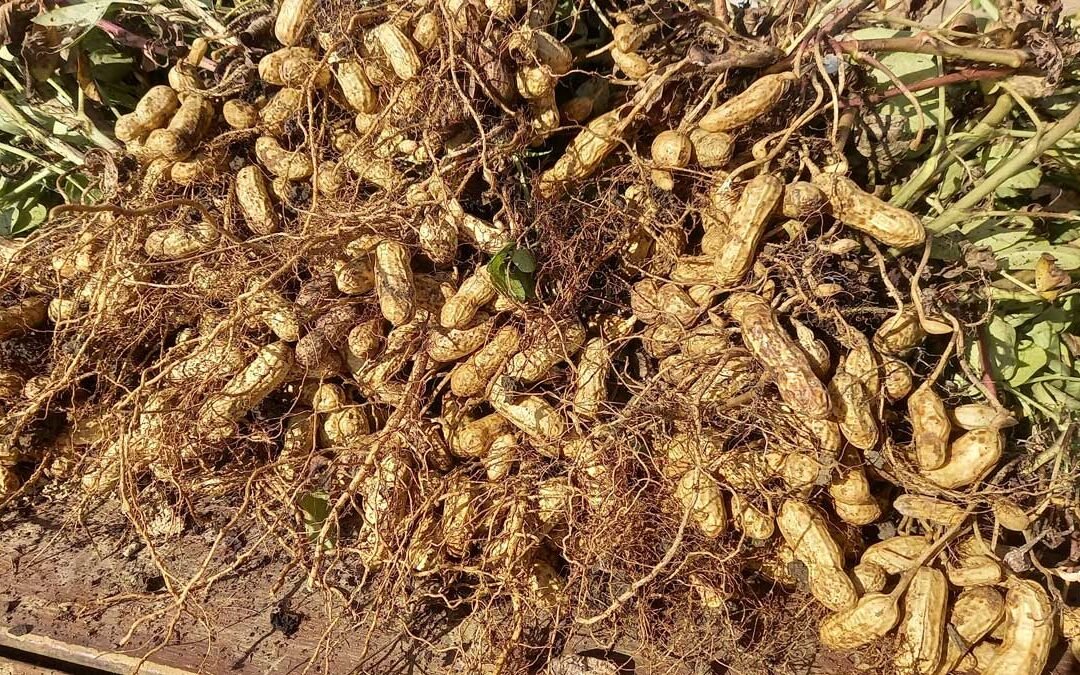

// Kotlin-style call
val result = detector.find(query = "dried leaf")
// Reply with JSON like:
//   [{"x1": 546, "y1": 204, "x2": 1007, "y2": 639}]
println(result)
[
  {"x1": 75, "y1": 47, "x2": 102, "y2": 102},
  {"x1": 0, "y1": 0, "x2": 35, "y2": 47}
]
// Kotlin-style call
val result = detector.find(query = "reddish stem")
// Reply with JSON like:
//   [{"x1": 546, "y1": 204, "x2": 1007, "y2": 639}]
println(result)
[
  {"x1": 841, "y1": 67, "x2": 1014, "y2": 108},
  {"x1": 95, "y1": 19, "x2": 218, "y2": 71}
]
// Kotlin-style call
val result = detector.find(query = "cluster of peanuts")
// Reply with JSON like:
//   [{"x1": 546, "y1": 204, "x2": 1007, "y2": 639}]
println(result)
[{"x1": 1, "y1": 0, "x2": 1076, "y2": 671}]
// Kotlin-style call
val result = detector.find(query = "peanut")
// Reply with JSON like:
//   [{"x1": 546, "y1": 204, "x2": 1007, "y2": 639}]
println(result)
[
  {"x1": 505, "y1": 319, "x2": 585, "y2": 382},
  {"x1": 675, "y1": 468, "x2": 728, "y2": 538},
  {"x1": 198, "y1": 342, "x2": 294, "y2": 440},
  {"x1": 427, "y1": 313, "x2": 494, "y2": 362},
  {"x1": 896, "y1": 566, "x2": 947, "y2": 675},
  {"x1": 893, "y1": 494, "x2": 966, "y2": 527},
  {"x1": 538, "y1": 110, "x2": 622, "y2": 196},
  {"x1": 830, "y1": 371, "x2": 879, "y2": 450},
  {"x1": 222, "y1": 99, "x2": 259, "y2": 129},
  {"x1": 373, "y1": 23, "x2": 421, "y2": 80},
  {"x1": 820, "y1": 592, "x2": 901, "y2": 650},
  {"x1": 704, "y1": 173, "x2": 783, "y2": 285},
  {"x1": 946, "y1": 555, "x2": 1003, "y2": 587},
  {"x1": 689, "y1": 128, "x2": 733, "y2": 168},
  {"x1": 861, "y1": 535, "x2": 928, "y2": 574},
  {"x1": 729, "y1": 492, "x2": 775, "y2": 539},
  {"x1": 374, "y1": 241, "x2": 416, "y2": 325},
  {"x1": 450, "y1": 326, "x2": 521, "y2": 398},
  {"x1": 274, "y1": 0, "x2": 313, "y2": 45},
  {"x1": 441, "y1": 268, "x2": 497, "y2": 329},
  {"x1": 699, "y1": 72, "x2": 796, "y2": 132},
  {"x1": 812, "y1": 173, "x2": 926, "y2": 248},
  {"x1": 255, "y1": 136, "x2": 313, "y2": 180},
  {"x1": 442, "y1": 476, "x2": 479, "y2": 558},
  {"x1": 921, "y1": 427, "x2": 1003, "y2": 490},
  {"x1": 781, "y1": 181, "x2": 828, "y2": 219},
  {"x1": 852, "y1": 561, "x2": 888, "y2": 595},
  {"x1": 980, "y1": 579, "x2": 1053, "y2": 675},
  {"x1": 235, "y1": 165, "x2": 280, "y2": 235},
  {"x1": 932, "y1": 587, "x2": 1005, "y2": 675},
  {"x1": 726, "y1": 293, "x2": 831, "y2": 419},
  {"x1": 874, "y1": 306, "x2": 925, "y2": 355},
  {"x1": 777, "y1": 500, "x2": 857, "y2": 612},
  {"x1": 908, "y1": 384, "x2": 951, "y2": 471}
]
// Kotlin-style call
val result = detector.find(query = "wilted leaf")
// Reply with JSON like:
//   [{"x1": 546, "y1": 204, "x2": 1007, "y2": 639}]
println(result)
[
  {"x1": 75, "y1": 47, "x2": 102, "y2": 102},
  {"x1": 21, "y1": 24, "x2": 61, "y2": 82},
  {"x1": 0, "y1": 0, "x2": 35, "y2": 46},
  {"x1": 1034, "y1": 253, "x2": 1071, "y2": 294}
]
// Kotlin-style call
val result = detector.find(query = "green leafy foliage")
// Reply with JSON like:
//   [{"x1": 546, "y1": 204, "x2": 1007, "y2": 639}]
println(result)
[
  {"x1": 488, "y1": 243, "x2": 537, "y2": 302},
  {"x1": 299, "y1": 490, "x2": 336, "y2": 552},
  {"x1": 850, "y1": 27, "x2": 949, "y2": 135}
]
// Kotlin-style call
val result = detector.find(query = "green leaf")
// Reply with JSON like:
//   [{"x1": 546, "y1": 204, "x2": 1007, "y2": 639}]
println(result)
[
  {"x1": 32, "y1": 1, "x2": 114, "y2": 29},
  {"x1": 849, "y1": 28, "x2": 946, "y2": 136},
  {"x1": 1011, "y1": 340, "x2": 1048, "y2": 387},
  {"x1": 511, "y1": 247, "x2": 536, "y2": 273},
  {"x1": 961, "y1": 216, "x2": 1031, "y2": 253},
  {"x1": 1028, "y1": 306, "x2": 1071, "y2": 350},
  {"x1": 299, "y1": 490, "x2": 335, "y2": 551},
  {"x1": 998, "y1": 241, "x2": 1080, "y2": 270},
  {"x1": 487, "y1": 244, "x2": 514, "y2": 297},
  {"x1": 984, "y1": 315, "x2": 1017, "y2": 381},
  {"x1": 508, "y1": 267, "x2": 536, "y2": 301}
]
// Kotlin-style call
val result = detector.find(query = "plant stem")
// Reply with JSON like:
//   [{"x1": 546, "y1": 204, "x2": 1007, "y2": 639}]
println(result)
[
  {"x1": 892, "y1": 92, "x2": 1015, "y2": 208},
  {"x1": 834, "y1": 35, "x2": 1029, "y2": 68},
  {"x1": 929, "y1": 102, "x2": 1080, "y2": 232},
  {"x1": 0, "y1": 92, "x2": 85, "y2": 166},
  {"x1": 841, "y1": 67, "x2": 1013, "y2": 108}
]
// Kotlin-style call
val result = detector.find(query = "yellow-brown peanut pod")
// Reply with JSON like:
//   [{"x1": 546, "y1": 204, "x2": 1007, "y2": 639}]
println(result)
[
  {"x1": 829, "y1": 464, "x2": 881, "y2": 526},
  {"x1": 412, "y1": 11, "x2": 441, "y2": 51},
  {"x1": 259, "y1": 47, "x2": 316, "y2": 84},
  {"x1": 909, "y1": 383, "x2": 951, "y2": 471},
  {"x1": 861, "y1": 535, "x2": 929, "y2": 574},
  {"x1": 117, "y1": 85, "x2": 180, "y2": 141},
  {"x1": 651, "y1": 130, "x2": 692, "y2": 169},
  {"x1": 457, "y1": 212, "x2": 511, "y2": 253},
  {"x1": 750, "y1": 543, "x2": 800, "y2": 588},
  {"x1": 198, "y1": 342, "x2": 294, "y2": 441},
  {"x1": 952, "y1": 403, "x2": 1012, "y2": 431},
  {"x1": 706, "y1": 173, "x2": 783, "y2": 284},
  {"x1": 893, "y1": 494, "x2": 966, "y2": 527},
  {"x1": 114, "y1": 114, "x2": 147, "y2": 143},
  {"x1": 658, "y1": 431, "x2": 721, "y2": 480},
  {"x1": 1062, "y1": 606, "x2": 1080, "y2": 664},
  {"x1": 427, "y1": 313, "x2": 494, "y2": 362},
  {"x1": 921, "y1": 427, "x2": 1003, "y2": 490},
  {"x1": 341, "y1": 319, "x2": 384, "y2": 374},
  {"x1": 0, "y1": 298, "x2": 44, "y2": 339},
  {"x1": 946, "y1": 555, "x2": 1003, "y2": 587},
  {"x1": 319, "y1": 406, "x2": 370, "y2": 448},
  {"x1": 981, "y1": 579, "x2": 1053, "y2": 675},
  {"x1": 726, "y1": 293, "x2": 831, "y2": 419},
  {"x1": 441, "y1": 268, "x2": 497, "y2": 329},
  {"x1": 143, "y1": 129, "x2": 188, "y2": 161},
  {"x1": 777, "y1": 500, "x2": 857, "y2": 612},
  {"x1": 343, "y1": 153, "x2": 404, "y2": 192},
  {"x1": 729, "y1": 492, "x2": 775, "y2": 539},
  {"x1": 482, "y1": 432, "x2": 517, "y2": 481},
  {"x1": 450, "y1": 326, "x2": 520, "y2": 398},
  {"x1": 374, "y1": 241, "x2": 415, "y2": 325},
  {"x1": 516, "y1": 65, "x2": 555, "y2": 100},
  {"x1": 247, "y1": 286, "x2": 301, "y2": 342},
  {"x1": 334, "y1": 60, "x2": 377, "y2": 113},
  {"x1": 842, "y1": 335, "x2": 881, "y2": 399},
  {"x1": 882, "y1": 356, "x2": 914, "y2": 401},
  {"x1": 451, "y1": 413, "x2": 510, "y2": 458},
  {"x1": 896, "y1": 566, "x2": 947, "y2": 675},
  {"x1": 791, "y1": 318, "x2": 831, "y2": 378},
  {"x1": 699, "y1": 72, "x2": 796, "y2": 132},
  {"x1": 508, "y1": 27, "x2": 572, "y2": 75},
  {"x1": 333, "y1": 256, "x2": 375, "y2": 295},
  {"x1": 852, "y1": 561, "x2": 888, "y2": 595},
  {"x1": 874, "y1": 306, "x2": 925, "y2": 355},
  {"x1": 689, "y1": 573, "x2": 727, "y2": 610},
  {"x1": 144, "y1": 222, "x2": 219, "y2": 260},
  {"x1": 506, "y1": 319, "x2": 585, "y2": 382},
  {"x1": 812, "y1": 173, "x2": 926, "y2": 249},
  {"x1": 489, "y1": 376, "x2": 566, "y2": 443},
  {"x1": 418, "y1": 214, "x2": 458, "y2": 265},
  {"x1": 642, "y1": 319, "x2": 683, "y2": 358},
  {"x1": 235, "y1": 165, "x2": 279, "y2": 235},
  {"x1": 990, "y1": 498, "x2": 1030, "y2": 531},
  {"x1": 442, "y1": 477, "x2": 479, "y2": 558},
  {"x1": 259, "y1": 88, "x2": 304, "y2": 132},
  {"x1": 931, "y1": 587, "x2": 1005, "y2": 675},
  {"x1": 359, "y1": 449, "x2": 412, "y2": 564},
  {"x1": 315, "y1": 160, "x2": 347, "y2": 196},
  {"x1": 538, "y1": 109, "x2": 621, "y2": 196},
  {"x1": 782, "y1": 181, "x2": 828, "y2": 219},
  {"x1": 820, "y1": 592, "x2": 901, "y2": 650},
  {"x1": 830, "y1": 371, "x2": 879, "y2": 450},
  {"x1": 689, "y1": 128, "x2": 733, "y2": 168},
  {"x1": 47, "y1": 298, "x2": 78, "y2": 323},
  {"x1": 573, "y1": 336, "x2": 610, "y2": 419},
  {"x1": 536, "y1": 476, "x2": 574, "y2": 535},
  {"x1": 675, "y1": 468, "x2": 728, "y2": 538},
  {"x1": 373, "y1": 23, "x2": 421, "y2": 80},
  {"x1": 170, "y1": 151, "x2": 224, "y2": 185},
  {"x1": 279, "y1": 53, "x2": 330, "y2": 88},
  {"x1": 275, "y1": 0, "x2": 313, "y2": 45},
  {"x1": 255, "y1": 136, "x2": 313, "y2": 180},
  {"x1": 165, "y1": 340, "x2": 247, "y2": 384}
]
